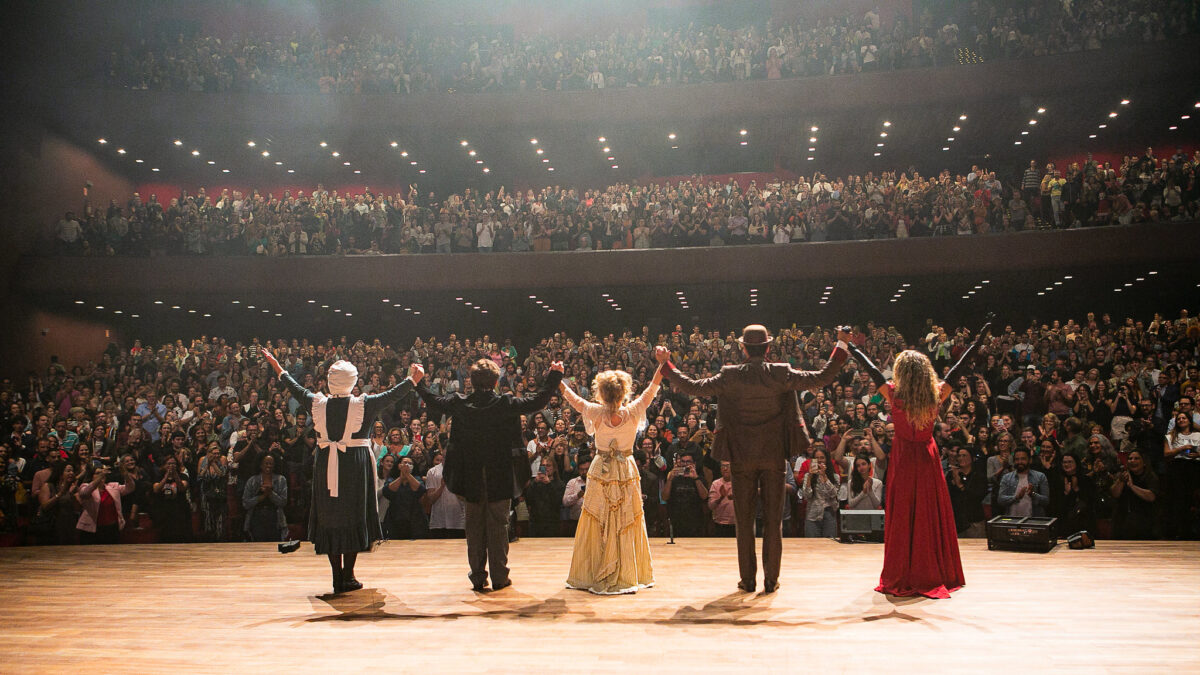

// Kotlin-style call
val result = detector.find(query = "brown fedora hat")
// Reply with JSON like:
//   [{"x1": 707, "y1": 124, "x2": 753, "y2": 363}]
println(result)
[{"x1": 738, "y1": 324, "x2": 773, "y2": 345}]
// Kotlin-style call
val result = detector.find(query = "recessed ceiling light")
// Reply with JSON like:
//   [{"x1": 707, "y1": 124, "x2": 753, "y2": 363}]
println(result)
[
  {"x1": 152, "y1": 168, "x2": 160, "y2": 172},
  {"x1": 877, "y1": 143, "x2": 884, "y2": 147},
  {"x1": 468, "y1": 150, "x2": 477, "y2": 156},
  {"x1": 275, "y1": 161, "x2": 282, "y2": 165},
  {"x1": 188, "y1": 309, "x2": 197, "y2": 314},
  {"x1": 807, "y1": 157, "x2": 814, "y2": 161},
  {"x1": 261, "y1": 150, "x2": 270, "y2": 157},
  {"x1": 1182, "y1": 115, "x2": 1191, "y2": 120},
  {"x1": 809, "y1": 137, "x2": 818, "y2": 143},
  {"x1": 460, "y1": 140, "x2": 469, "y2": 146},
  {"x1": 390, "y1": 141, "x2": 398, "y2": 147},
  {"x1": 287, "y1": 169, "x2": 295, "y2": 173},
  {"x1": 808, "y1": 147, "x2": 816, "y2": 152},
  {"x1": 1108, "y1": 112, "x2": 1118, "y2": 118},
  {"x1": 883, "y1": 121, "x2": 892, "y2": 127},
  {"x1": 136, "y1": 159, "x2": 144, "y2": 163},
  {"x1": 321, "y1": 304, "x2": 329, "y2": 308},
  {"x1": 959, "y1": 114, "x2": 968, "y2": 120},
  {"x1": 173, "y1": 139, "x2": 182, "y2": 146},
  {"x1": 1021, "y1": 131, "x2": 1029, "y2": 135},
  {"x1": 354, "y1": 169, "x2": 361, "y2": 174},
  {"x1": 307, "y1": 299, "x2": 315, "y2": 303},
  {"x1": 98, "y1": 138, "x2": 107, "y2": 144},
  {"x1": 1120, "y1": 99, "x2": 1130, "y2": 105},
  {"x1": 331, "y1": 151, "x2": 340, "y2": 157},
  {"x1": 942, "y1": 147, "x2": 950, "y2": 151},
  {"x1": 95, "y1": 305, "x2": 104, "y2": 310},
  {"x1": 667, "y1": 133, "x2": 676, "y2": 140},
  {"x1": 810, "y1": 126, "x2": 819, "y2": 132},
  {"x1": 902, "y1": 283, "x2": 910, "y2": 287},
  {"x1": 419, "y1": 169, "x2": 426, "y2": 173},
  {"x1": 602, "y1": 146, "x2": 610, "y2": 153},
  {"x1": 880, "y1": 132, "x2": 888, "y2": 137},
  {"x1": 1089, "y1": 134, "x2": 1097, "y2": 139},
  {"x1": 739, "y1": 129, "x2": 748, "y2": 135},
  {"x1": 117, "y1": 148, "x2": 127, "y2": 154},
  {"x1": 547, "y1": 167, "x2": 553, "y2": 171},
  {"x1": 207, "y1": 160, "x2": 215, "y2": 164},
  {"x1": 410, "y1": 161, "x2": 418, "y2": 165},
  {"x1": 74, "y1": 300, "x2": 84, "y2": 304},
  {"x1": 598, "y1": 136, "x2": 606, "y2": 142},
  {"x1": 1014, "y1": 141, "x2": 1022, "y2": 145},
  {"x1": 482, "y1": 168, "x2": 490, "y2": 173},
  {"x1": 952, "y1": 126, "x2": 961, "y2": 132},
  {"x1": 530, "y1": 138, "x2": 538, "y2": 144},
  {"x1": 171, "y1": 305, "x2": 181, "y2": 310},
  {"x1": 476, "y1": 160, "x2": 484, "y2": 164},
  {"x1": 542, "y1": 158, "x2": 550, "y2": 163},
  {"x1": 400, "y1": 151, "x2": 409, "y2": 157},
  {"x1": 536, "y1": 148, "x2": 544, "y2": 155},
  {"x1": 1037, "y1": 292, "x2": 1045, "y2": 296},
  {"x1": 947, "y1": 137, "x2": 955, "y2": 141},
  {"x1": 222, "y1": 169, "x2": 230, "y2": 173},
  {"x1": 1148, "y1": 271, "x2": 1158, "y2": 275},
  {"x1": 320, "y1": 141, "x2": 327, "y2": 147},
  {"x1": 1037, "y1": 107, "x2": 1046, "y2": 114},
  {"x1": 1028, "y1": 120, "x2": 1037, "y2": 125},
  {"x1": 874, "y1": 152, "x2": 881, "y2": 156},
  {"x1": 247, "y1": 141, "x2": 256, "y2": 147},
  {"x1": 740, "y1": 141, "x2": 747, "y2": 146},
  {"x1": 1063, "y1": 276, "x2": 1073, "y2": 279}
]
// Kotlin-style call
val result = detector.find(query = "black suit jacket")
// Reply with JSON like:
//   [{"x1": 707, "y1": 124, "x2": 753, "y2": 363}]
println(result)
[{"x1": 418, "y1": 371, "x2": 563, "y2": 503}]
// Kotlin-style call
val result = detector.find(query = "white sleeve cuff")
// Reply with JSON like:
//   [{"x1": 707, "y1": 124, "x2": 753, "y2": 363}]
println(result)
[{"x1": 835, "y1": 340, "x2": 849, "y2": 352}]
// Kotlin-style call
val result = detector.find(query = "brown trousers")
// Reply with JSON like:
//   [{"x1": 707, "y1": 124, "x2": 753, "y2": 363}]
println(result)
[{"x1": 730, "y1": 457, "x2": 788, "y2": 586}]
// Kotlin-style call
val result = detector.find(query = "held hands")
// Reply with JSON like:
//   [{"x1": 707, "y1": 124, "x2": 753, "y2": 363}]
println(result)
[
  {"x1": 408, "y1": 363, "x2": 425, "y2": 385},
  {"x1": 654, "y1": 345, "x2": 671, "y2": 364},
  {"x1": 549, "y1": 361, "x2": 565, "y2": 373}
]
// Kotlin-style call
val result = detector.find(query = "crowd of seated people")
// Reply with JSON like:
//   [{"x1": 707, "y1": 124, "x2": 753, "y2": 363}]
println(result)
[
  {"x1": 103, "y1": 0, "x2": 1195, "y2": 94},
  {"x1": 1, "y1": 306, "x2": 1197, "y2": 546},
  {"x1": 49, "y1": 148, "x2": 1199, "y2": 257}
]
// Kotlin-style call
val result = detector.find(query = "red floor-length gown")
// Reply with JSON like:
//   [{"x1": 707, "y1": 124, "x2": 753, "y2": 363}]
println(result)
[{"x1": 876, "y1": 385, "x2": 966, "y2": 598}]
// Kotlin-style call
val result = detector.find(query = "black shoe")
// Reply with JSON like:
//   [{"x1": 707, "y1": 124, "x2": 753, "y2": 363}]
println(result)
[
  {"x1": 278, "y1": 540, "x2": 301, "y2": 554},
  {"x1": 491, "y1": 579, "x2": 512, "y2": 592},
  {"x1": 340, "y1": 576, "x2": 363, "y2": 593},
  {"x1": 764, "y1": 581, "x2": 780, "y2": 593},
  {"x1": 471, "y1": 582, "x2": 488, "y2": 592},
  {"x1": 737, "y1": 581, "x2": 756, "y2": 593}
]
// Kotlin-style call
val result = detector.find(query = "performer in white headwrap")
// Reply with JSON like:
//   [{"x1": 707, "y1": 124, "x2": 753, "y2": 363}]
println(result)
[{"x1": 263, "y1": 347, "x2": 423, "y2": 594}]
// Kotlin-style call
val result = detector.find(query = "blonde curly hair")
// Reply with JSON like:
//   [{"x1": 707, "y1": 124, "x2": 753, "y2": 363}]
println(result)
[
  {"x1": 592, "y1": 369, "x2": 633, "y2": 412},
  {"x1": 892, "y1": 350, "x2": 941, "y2": 429}
]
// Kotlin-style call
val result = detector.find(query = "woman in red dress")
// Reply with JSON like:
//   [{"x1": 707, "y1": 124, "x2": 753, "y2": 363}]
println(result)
[{"x1": 848, "y1": 316, "x2": 992, "y2": 598}]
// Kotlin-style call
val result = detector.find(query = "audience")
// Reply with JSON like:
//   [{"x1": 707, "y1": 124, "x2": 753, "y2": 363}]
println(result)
[
  {"x1": 0, "y1": 302, "x2": 1196, "y2": 547},
  {"x1": 50, "y1": 149, "x2": 1200, "y2": 258},
  {"x1": 103, "y1": 1, "x2": 1196, "y2": 95}
]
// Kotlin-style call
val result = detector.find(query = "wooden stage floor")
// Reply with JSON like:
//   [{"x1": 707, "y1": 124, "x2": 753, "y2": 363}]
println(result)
[{"x1": 2, "y1": 539, "x2": 1198, "y2": 673}]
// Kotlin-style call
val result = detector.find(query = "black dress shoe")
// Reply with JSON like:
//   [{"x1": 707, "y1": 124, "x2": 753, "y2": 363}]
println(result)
[
  {"x1": 764, "y1": 581, "x2": 780, "y2": 593},
  {"x1": 491, "y1": 579, "x2": 512, "y2": 592},
  {"x1": 737, "y1": 581, "x2": 756, "y2": 593},
  {"x1": 340, "y1": 577, "x2": 363, "y2": 593},
  {"x1": 278, "y1": 540, "x2": 301, "y2": 554},
  {"x1": 471, "y1": 583, "x2": 488, "y2": 592}
]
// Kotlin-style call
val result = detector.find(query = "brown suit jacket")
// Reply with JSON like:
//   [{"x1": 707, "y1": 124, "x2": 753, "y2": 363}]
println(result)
[{"x1": 662, "y1": 347, "x2": 848, "y2": 465}]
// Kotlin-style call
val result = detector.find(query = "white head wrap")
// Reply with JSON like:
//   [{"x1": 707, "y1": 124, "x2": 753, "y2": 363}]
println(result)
[{"x1": 327, "y1": 360, "x2": 358, "y2": 396}]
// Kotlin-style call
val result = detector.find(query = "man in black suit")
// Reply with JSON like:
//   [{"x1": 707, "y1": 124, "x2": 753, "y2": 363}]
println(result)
[{"x1": 418, "y1": 358, "x2": 564, "y2": 592}]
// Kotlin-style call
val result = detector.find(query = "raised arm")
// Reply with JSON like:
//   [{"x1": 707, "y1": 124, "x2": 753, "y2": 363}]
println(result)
[
  {"x1": 511, "y1": 364, "x2": 565, "y2": 415},
  {"x1": 944, "y1": 314, "x2": 994, "y2": 387},
  {"x1": 628, "y1": 365, "x2": 665, "y2": 412},
  {"x1": 846, "y1": 340, "x2": 887, "y2": 389},
  {"x1": 655, "y1": 346, "x2": 725, "y2": 397},
  {"x1": 264, "y1": 348, "x2": 316, "y2": 414},
  {"x1": 558, "y1": 377, "x2": 588, "y2": 413},
  {"x1": 781, "y1": 328, "x2": 853, "y2": 392},
  {"x1": 363, "y1": 364, "x2": 422, "y2": 416}
]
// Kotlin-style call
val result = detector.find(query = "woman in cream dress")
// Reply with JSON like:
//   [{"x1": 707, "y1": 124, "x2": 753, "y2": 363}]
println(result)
[{"x1": 559, "y1": 365, "x2": 663, "y2": 594}]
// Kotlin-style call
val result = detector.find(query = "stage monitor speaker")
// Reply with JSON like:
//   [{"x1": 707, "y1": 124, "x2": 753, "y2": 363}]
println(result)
[
  {"x1": 986, "y1": 515, "x2": 1057, "y2": 552},
  {"x1": 839, "y1": 509, "x2": 885, "y2": 541}
]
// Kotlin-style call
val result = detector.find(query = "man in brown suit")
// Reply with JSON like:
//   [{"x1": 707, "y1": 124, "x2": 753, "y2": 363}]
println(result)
[{"x1": 655, "y1": 325, "x2": 850, "y2": 593}]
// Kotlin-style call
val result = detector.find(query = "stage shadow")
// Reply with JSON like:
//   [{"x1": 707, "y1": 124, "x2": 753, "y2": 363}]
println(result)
[{"x1": 250, "y1": 585, "x2": 956, "y2": 631}]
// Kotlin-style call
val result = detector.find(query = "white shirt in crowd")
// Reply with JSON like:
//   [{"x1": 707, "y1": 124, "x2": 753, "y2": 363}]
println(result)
[{"x1": 424, "y1": 463, "x2": 465, "y2": 530}]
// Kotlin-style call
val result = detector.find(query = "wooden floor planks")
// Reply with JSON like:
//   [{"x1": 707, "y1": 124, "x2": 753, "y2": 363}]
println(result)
[{"x1": 1, "y1": 539, "x2": 1198, "y2": 673}]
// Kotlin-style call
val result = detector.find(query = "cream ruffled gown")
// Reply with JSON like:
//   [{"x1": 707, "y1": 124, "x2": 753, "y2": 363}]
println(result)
[{"x1": 565, "y1": 385, "x2": 658, "y2": 595}]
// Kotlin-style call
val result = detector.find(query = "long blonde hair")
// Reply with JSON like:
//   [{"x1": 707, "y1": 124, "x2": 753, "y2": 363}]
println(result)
[
  {"x1": 592, "y1": 370, "x2": 632, "y2": 412},
  {"x1": 892, "y1": 350, "x2": 941, "y2": 429}
]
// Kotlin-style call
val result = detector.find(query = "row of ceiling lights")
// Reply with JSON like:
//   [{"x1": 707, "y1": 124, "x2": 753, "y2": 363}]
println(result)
[
  {"x1": 1088, "y1": 98, "x2": 1129, "y2": 140},
  {"x1": 875, "y1": 120, "x2": 891, "y2": 157},
  {"x1": 942, "y1": 113, "x2": 969, "y2": 152},
  {"x1": 529, "y1": 293, "x2": 557, "y2": 313},
  {"x1": 455, "y1": 295, "x2": 490, "y2": 314},
  {"x1": 1036, "y1": 274, "x2": 1072, "y2": 297},
  {"x1": 601, "y1": 293, "x2": 622, "y2": 312},
  {"x1": 1112, "y1": 270, "x2": 1158, "y2": 293},
  {"x1": 1167, "y1": 102, "x2": 1198, "y2": 132},
  {"x1": 380, "y1": 298, "x2": 422, "y2": 315},
  {"x1": 960, "y1": 279, "x2": 991, "y2": 300},
  {"x1": 889, "y1": 282, "x2": 911, "y2": 303},
  {"x1": 675, "y1": 290, "x2": 689, "y2": 311},
  {"x1": 819, "y1": 285, "x2": 833, "y2": 306},
  {"x1": 530, "y1": 138, "x2": 553, "y2": 172}
]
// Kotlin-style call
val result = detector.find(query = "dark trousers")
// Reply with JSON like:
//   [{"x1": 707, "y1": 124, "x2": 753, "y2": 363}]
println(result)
[
  {"x1": 79, "y1": 523, "x2": 120, "y2": 545},
  {"x1": 463, "y1": 499, "x2": 510, "y2": 587},
  {"x1": 730, "y1": 458, "x2": 786, "y2": 586},
  {"x1": 714, "y1": 523, "x2": 737, "y2": 537}
]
